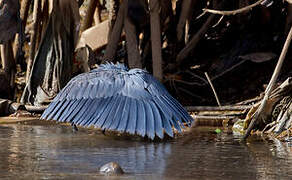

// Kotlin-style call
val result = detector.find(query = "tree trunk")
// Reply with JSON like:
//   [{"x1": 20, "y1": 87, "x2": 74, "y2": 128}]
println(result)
[
  {"x1": 107, "y1": 0, "x2": 120, "y2": 38},
  {"x1": 103, "y1": 1, "x2": 126, "y2": 62},
  {"x1": 0, "y1": 41, "x2": 16, "y2": 96},
  {"x1": 124, "y1": 0, "x2": 142, "y2": 69},
  {"x1": 149, "y1": 0, "x2": 163, "y2": 81},
  {"x1": 176, "y1": 0, "x2": 195, "y2": 42},
  {"x1": 81, "y1": 0, "x2": 98, "y2": 32},
  {"x1": 26, "y1": 0, "x2": 42, "y2": 82}
]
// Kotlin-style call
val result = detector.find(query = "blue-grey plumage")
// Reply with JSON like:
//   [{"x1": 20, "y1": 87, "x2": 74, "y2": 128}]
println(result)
[
  {"x1": 116, "y1": 97, "x2": 131, "y2": 132},
  {"x1": 63, "y1": 99, "x2": 87, "y2": 122},
  {"x1": 102, "y1": 96, "x2": 124, "y2": 130},
  {"x1": 59, "y1": 100, "x2": 83, "y2": 122},
  {"x1": 73, "y1": 99, "x2": 94, "y2": 125},
  {"x1": 108, "y1": 96, "x2": 127, "y2": 130},
  {"x1": 51, "y1": 99, "x2": 71, "y2": 121},
  {"x1": 124, "y1": 98, "x2": 137, "y2": 134},
  {"x1": 41, "y1": 62, "x2": 194, "y2": 139},
  {"x1": 46, "y1": 100, "x2": 66, "y2": 120},
  {"x1": 84, "y1": 98, "x2": 107, "y2": 127},
  {"x1": 136, "y1": 100, "x2": 146, "y2": 137},
  {"x1": 149, "y1": 101, "x2": 163, "y2": 139},
  {"x1": 79, "y1": 100, "x2": 100, "y2": 126},
  {"x1": 144, "y1": 101, "x2": 155, "y2": 140}
]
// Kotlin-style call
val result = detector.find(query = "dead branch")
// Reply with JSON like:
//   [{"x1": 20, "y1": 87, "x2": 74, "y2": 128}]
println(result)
[
  {"x1": 150, "y1": 0, "x2": 163, "y2": 81},
  {"x1": 243, "y1": 26, "x2": 292, "y2": 140},
  {"x1": 185, "y1": 105, "x2": 252, "y2": 111},
  {"x1": 205, "y1": 72, "x2": 221, "y2": 106},
  {"x1": 203, "y1": 0, "x2": 264, "y2": 16}
]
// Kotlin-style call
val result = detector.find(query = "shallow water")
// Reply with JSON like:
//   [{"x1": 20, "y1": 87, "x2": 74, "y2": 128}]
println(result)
[{"x1": 1, "y1": 124, "x2": 292, "y2": 180}]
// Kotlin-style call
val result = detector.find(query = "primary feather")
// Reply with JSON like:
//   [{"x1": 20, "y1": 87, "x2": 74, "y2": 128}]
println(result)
[{"x1": 41, "y1": 62, "x2": 193, "y2": 139}]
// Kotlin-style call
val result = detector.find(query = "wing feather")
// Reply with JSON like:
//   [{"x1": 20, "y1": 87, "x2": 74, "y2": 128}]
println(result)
[
  {"x1": 58, "y1": 100, "x2": 76, "y2": 122},
  {"x1": 136, "y1": 101, "x2": 146, "y2": 137},
  {"x1": 46, "y1": 100, "x2": 66, "y2": 120},
  {"x1": 94, "y1": 96, "x2": 116, "y2": 128},
  {"x1": 153, "y1": 99, "x2": 174, "y2": 137},
  {"x1": 65, "y1": 99, "x2": 87, "y2": 122},
  {"x1": 71, "y1": 99, "x2": 94, "y2": 125},
  {"x1": 102, "y1": 96, "x2": 123, "y2": 129},
  {"x1": 80, "y1": 99, "x2": 100, "y2": 126},
  {"x1": 84, "y1": 98, "x2": 108, "y2": 127},
  {"x1": 116, "y1": 97, "x2": 130, "y2": 132},
  {"x1": 41, "y1": 101, "x2": 58, "y2": 119},
  {"x1": 125, "y1": 99, "x2": 137, "y2": 134},
  {"x1": 163, "y1": 95, "x2": 193, "y2": 125},
  {"x1": 59, "y1": 99, "x2": 84, "y2": 122},
  {"x1": 144, "y1": 101, "x2": 155, "y2": 139},
  {"x1": 149, "y1": 101, "x2": 163, "y2": 139},
  {"x1": 50, "y1": 99, "x2": 71, "y2": 120},
  {"x1": 109, "y1": 96, "x2": 127, "y2": 130}
]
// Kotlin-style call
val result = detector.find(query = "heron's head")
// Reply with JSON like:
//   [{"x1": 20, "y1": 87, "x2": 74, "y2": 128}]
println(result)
[{"x1": 100, "y1": 62, "x2": 129, "y2": 72}]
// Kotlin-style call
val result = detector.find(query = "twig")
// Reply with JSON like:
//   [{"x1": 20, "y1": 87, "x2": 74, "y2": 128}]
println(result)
[
  {"x1": 243, "y1": 26, "x2": 292, "y2": 140},
  {"x1": 205, "y1": 72, "x2": 221, "y2": 106},
  {"x1": 203, "y1": 0, "x2": 265, "y2": 16},
  {"x1": 196, "y1": 11, "x2": 207, "y2": 20},
  {"x1": 212, "y1": 15, "x2": 224, "y2": 28}
]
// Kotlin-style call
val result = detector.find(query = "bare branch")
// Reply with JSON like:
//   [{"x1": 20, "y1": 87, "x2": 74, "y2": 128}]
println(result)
[{"x1": 203, "y1": 0, "x2": 264, "y2": 16}]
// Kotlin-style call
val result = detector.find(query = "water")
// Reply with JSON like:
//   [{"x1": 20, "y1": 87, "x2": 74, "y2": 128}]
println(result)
[{"x1": 1, "y1": 123, "x2": 292, "y2": 180}]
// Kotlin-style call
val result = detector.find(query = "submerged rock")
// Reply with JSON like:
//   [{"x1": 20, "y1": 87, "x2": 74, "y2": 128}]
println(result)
[{"x1": 99, "y1": 162, "x2": 124, "y2": 175}]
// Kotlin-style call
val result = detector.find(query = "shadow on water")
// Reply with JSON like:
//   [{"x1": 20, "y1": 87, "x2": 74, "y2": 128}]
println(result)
[{"x1": 1, "y1": 124, "x2": 292, "y2": 179}]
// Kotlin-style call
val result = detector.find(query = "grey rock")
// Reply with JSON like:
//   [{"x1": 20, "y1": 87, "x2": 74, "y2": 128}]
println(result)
[{"x1": 99, "y1": 162, "x2": 124, "y2": 175}]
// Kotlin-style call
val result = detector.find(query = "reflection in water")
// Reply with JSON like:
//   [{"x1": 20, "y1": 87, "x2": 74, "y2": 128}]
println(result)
[{"x1": 1, "y1": 125, "x2": 292, "y2": 179}]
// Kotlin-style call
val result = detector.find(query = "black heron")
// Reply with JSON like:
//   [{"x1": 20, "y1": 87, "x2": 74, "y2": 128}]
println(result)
[{"x1": 41, "y1": 62, "x2": 193, "y2": 139}]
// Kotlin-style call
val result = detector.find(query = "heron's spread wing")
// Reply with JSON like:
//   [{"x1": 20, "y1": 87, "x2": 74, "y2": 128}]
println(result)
[{"x1": 41, "y1": 63, "x2": 193, "y2": 139}]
